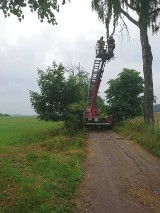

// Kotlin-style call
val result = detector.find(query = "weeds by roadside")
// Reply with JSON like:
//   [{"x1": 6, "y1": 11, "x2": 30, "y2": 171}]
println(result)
[
  {"x1": 114, "y1": 113, "x2": 160, "y2": 157},
  {"x1": 0, "y1": 116, "x2": 86, "y2": 213}
]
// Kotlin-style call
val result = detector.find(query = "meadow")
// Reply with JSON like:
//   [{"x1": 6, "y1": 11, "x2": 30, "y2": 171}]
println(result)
[
  {"x1": 114, "y1": 112, "x2": 160, "y2": 157},
  {"x1": 0, "y1": 116, "x2": 85, "y2": 213}
]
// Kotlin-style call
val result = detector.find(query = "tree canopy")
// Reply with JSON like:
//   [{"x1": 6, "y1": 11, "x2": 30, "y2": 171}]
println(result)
[
  {"x1": 29, "y1": 61, "x2": 89, "y2": 130},
  {"x1": 92, "y1": 0, "x2": 160, "y2": 122},
  {"x1": 0, "y1": 0, "x2": 63, "y2": 24},
  {"x1": 92, "y1": 0, "x2": 160, "y2": 34},
  {"x1": 105, "y1": 68, "x2": 144, "y2": 122}
]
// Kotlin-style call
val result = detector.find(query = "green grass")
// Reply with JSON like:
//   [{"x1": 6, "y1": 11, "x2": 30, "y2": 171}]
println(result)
[
  {"x1": 0, "y1": 116, "x2": 63, "y2": 146},
  {"x1": 0, "y1": 116, "x2": 85, "y2": 213},
  {"x1": 114, "y1": 113, "x2": 160, "y2": 157}
]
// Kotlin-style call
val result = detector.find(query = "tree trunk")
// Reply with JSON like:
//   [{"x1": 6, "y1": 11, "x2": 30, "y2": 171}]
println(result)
[{"x1": 139, "y1": 22, "x2": 154, "y2": 122}]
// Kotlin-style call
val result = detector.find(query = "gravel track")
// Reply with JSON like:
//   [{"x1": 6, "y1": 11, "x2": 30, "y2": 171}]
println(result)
[{"x1": 74, "y1": 130, "x2": 160, "y2": 213}]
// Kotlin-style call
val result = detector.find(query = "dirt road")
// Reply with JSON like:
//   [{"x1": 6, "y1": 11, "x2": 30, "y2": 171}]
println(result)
[{"x1": 74, "y1": 130, "x2": 160, "y2": 213}]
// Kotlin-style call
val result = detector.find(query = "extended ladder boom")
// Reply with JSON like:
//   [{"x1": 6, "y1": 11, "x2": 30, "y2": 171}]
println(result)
[
  {"x1": 85, "y1": 38, "x2": 115, "y2": 128},
  {"x1": 87, "y1": 59, "x2": 106, "y2": 116}
]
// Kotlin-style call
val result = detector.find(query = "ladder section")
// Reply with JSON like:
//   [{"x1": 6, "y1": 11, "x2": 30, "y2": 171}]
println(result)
[
  {"x1": 87, "y1": 59, "x2": 106, "y2": 115},
  {"x1": 86, "y1": 37, "x2": 115, "y2": 117},
  {"x1": 87, "y1": 59, "x2": 101, "y2": 107}
]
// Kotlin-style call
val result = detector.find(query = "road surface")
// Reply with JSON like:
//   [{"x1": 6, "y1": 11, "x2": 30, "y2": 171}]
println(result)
[{"x1": 74, "y1": 130, "x2": 160, "y2": 213}]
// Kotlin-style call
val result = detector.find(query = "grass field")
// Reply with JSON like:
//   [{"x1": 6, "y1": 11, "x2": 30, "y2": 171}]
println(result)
[
  {"x1": 0, "y1": 116, "x2": 85, "y2": 213},
  {"x1": 114, "y1": 112, "x2": 160, "y2": 157}
]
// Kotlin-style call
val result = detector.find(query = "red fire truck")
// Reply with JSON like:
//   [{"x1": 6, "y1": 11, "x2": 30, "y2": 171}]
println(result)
[{"x1": 85, "y1": 36, "x2": 115, "y2": 129}]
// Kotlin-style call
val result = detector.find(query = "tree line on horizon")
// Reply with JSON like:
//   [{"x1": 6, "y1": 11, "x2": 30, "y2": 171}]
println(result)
[{"x1": 0, "y1": 113, "x2": 10, "y2": 117}]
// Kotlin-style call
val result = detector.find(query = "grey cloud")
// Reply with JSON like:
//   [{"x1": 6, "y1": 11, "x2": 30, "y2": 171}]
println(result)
[{"x1": 0, "y1": 3, "x2": 160, "y2": 115}]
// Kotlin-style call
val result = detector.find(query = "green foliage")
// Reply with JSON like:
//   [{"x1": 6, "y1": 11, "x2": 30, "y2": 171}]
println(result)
[
  {"x1": 30, "y1": 62, "x2": 66, "y2": 121},
  {"x1": 0, "y1": 0, "x2": 60, "y2": 25},
  {"x1": 92, "y1": 1, "x2": 160, "y2": 123},
  {"x1": 64, "y1": 67, "x2": 89, "y2": 133},
  {"x1": 64, "y1": 102, "x2": 85, "y2": 134},
  {"x1": 105, "y1": 68, "x2": 144, "y2": 122},
  {"x1": 92, "y1": 0, "x2": 160, "y2": 34},
  {"x1": 95, "y1": 96, "x2": 107, "y2": 115},
  {"x1": 29, "y1": 62, "x2": 89, "y2": 130},
  {"x1": 0, "y1": 113, "x2": 10, "y2": 117},
  {"x1": 114, "y1": 114, "x2": 160, "y2": 157},
  {"x1": 0, "y1": 116, "x2": 85, "y2": 213}
]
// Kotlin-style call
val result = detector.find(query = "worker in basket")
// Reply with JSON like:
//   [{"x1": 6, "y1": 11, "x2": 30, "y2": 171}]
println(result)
[
  {"x1": 107, "y1": 35, "x2": 115, "y2": 57},
  {"x1": 97, "y1": 36, "x2": 105, "y2": 54}
]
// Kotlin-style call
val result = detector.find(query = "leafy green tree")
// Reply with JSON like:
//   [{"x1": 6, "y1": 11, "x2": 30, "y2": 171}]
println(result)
[
  {"x1": 65, "y1": 64, "x2": 89, "y2": 103},
  {"x1": 30, "y1": 62, "x2": 66, "y2": 121},
  {"x1": 92, "y1": 0, "x2": 160, "y2": 122},
  {"x1": 64, "y1": 101, "x2": 86, "y2": 133},
  {"x1": 0, "y1": 0, "x2": 63, "y2": 24},
  {"x1": 105, "y1": 68, "x2": 144, "y2": 122},
  {"x1": 64, "y1": 68, "x2": 89, "y2": 132},
  {"x1": 29, "y1": 61, "x2": 89, "y2": 130}
]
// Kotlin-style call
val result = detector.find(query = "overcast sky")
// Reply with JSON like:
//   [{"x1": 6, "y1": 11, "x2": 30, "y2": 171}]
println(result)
[{"x1": 0, "y1": 0, "x2": 160, "y2": 115}]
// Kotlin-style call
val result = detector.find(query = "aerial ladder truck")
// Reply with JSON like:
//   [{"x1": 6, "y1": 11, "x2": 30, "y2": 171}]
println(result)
[{"x1": 85, "y1": 35, "x2": 115, "y2": 129}]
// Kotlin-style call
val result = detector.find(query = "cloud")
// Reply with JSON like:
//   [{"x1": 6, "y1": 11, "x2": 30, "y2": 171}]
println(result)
[{"x1": 0, "y1": 0, "x2": 160, "y2": 115}]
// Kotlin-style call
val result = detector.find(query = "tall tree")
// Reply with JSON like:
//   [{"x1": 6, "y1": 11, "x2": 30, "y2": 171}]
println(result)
[
  {"x1": 29, "y1": 61, "x2": 89, "y2": 126},
  {"x1": 105, "y1": 68, "x2": 144, "y2": 122},
  {"x1": 92, "y1": 0, "x2": 160, "y2": 122},
  {"x1": 29, "y1": 61, "x2": 66, "y2": 121}
]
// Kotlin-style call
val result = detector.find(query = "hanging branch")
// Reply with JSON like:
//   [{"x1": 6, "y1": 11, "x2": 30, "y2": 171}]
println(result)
[
  {"x1": 120, "y1": 7, "x2": 139, "y2": 27},
  {"x1": 62, "y1": 0, "x2": 70, "y2": 5}
]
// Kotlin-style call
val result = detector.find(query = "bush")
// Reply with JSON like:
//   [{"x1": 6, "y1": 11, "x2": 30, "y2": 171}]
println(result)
[
  {"x1": 64, "y1": 102, "x2": 85, "y2": 135},
  {"x1": 114, "y1": 116, "x2": 160, "y2": 157}
]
